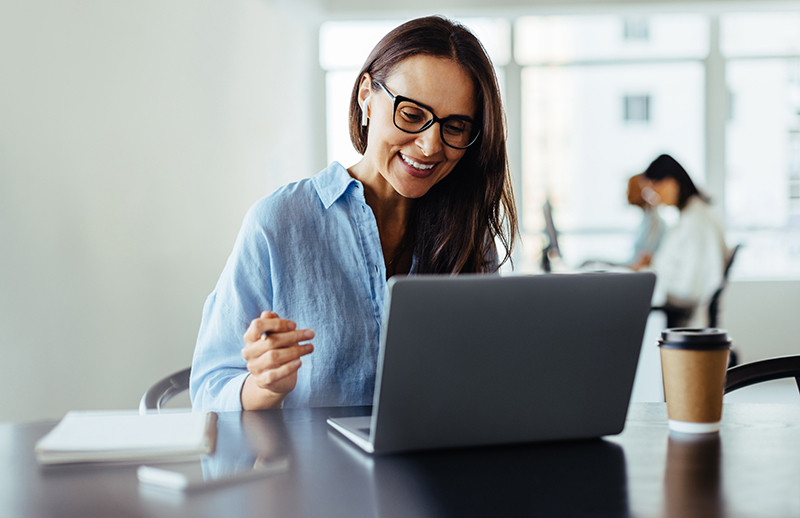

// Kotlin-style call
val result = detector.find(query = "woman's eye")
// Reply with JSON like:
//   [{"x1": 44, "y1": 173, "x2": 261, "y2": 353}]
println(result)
[
  {"x1": 400, "y1": 110, "x2": 424, "y2": 123},
  {"x1": 444, "y1": 121, "x2": 467, "y2": 135}
]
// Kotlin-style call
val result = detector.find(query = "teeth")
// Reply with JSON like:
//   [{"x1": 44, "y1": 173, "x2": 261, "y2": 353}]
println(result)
[{"x1": 400, "y1": 153, "x2": 434, "y2": 171}]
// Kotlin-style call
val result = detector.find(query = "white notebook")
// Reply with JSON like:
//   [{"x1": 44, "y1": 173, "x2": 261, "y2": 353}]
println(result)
[{"x1": 35, "y1": 410, "x2": 217, "y2": 465}]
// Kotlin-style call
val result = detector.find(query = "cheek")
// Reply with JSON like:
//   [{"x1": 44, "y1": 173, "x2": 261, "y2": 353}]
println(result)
[
  {"x1": 444, "y1": 149, "x2": 467, "y2": 168},
  {"x1": 367, "y1": 123, "x2": 411, "y2": 154}
]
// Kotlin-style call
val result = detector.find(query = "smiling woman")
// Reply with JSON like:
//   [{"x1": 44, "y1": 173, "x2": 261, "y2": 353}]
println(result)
[
  {"x1": 190, "y1": 15, "x2": 518, "y2": 413},
  {"x1": 349, "y1": 16, "x2": 516, "y2": 275}
]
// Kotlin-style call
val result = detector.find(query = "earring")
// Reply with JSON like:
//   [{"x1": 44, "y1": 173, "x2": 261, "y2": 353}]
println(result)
[{"x1": 361, "y1": 96, "x2": 371, "y2": 126}]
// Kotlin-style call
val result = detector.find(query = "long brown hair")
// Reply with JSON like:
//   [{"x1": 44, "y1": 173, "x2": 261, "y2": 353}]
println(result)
[{"x1": 348, "y1": 16, "x2": 518, "y2": 273}]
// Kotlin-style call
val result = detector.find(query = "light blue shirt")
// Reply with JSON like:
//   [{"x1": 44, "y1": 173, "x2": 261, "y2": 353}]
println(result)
[
  {"x1": 632, "y1": 206, "x2": 667, "y2": 263},
  {"x1": 191, "y1": 162, "x2": 406, "y2": 412}
]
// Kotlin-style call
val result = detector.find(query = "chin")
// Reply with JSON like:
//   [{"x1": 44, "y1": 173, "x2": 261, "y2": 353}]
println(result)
[{"x1": 396, "y1": 183, "x2": 433, "y2": 200}]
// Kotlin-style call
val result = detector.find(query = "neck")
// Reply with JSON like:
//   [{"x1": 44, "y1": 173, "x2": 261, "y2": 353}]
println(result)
[
  {"x1": 349, "y1": 162, "x2": 413, "y2": 225},
  {"x1": 348, "y1": 161, "x2": 415, "y2": 276}
]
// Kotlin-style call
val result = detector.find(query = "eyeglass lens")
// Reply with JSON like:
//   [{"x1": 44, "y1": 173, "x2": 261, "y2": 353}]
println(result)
[{"x1": 394, "y1": 101, "x2": 475, "y2": 149}]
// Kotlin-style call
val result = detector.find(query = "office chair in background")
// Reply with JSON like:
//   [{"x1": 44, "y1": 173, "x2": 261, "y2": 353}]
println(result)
[
  {"x1": 139, "y1": 367, "x2": 191, "y2": 415},
  {"x1": 650, "y1": 244, "x2": 742, "y2": 367},
  {"x1": 711, "y1": 243, "x2": 743, "y2": 366},
  {"x1": 708, "y1": 243, "x2": 742, "y2": 328},
  {"x1": 724, "y1": 355, "x2": 800, "y2": 396}
]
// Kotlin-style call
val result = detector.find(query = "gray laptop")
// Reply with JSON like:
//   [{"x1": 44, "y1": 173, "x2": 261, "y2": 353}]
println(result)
[{"x1": 327, "y1": 272, "x2": 656, "y2": 454}]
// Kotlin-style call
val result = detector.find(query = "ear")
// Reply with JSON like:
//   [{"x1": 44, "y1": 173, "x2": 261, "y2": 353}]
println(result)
[{"x1": 357, "y1": 73, "x2": 373, "y2": 124}]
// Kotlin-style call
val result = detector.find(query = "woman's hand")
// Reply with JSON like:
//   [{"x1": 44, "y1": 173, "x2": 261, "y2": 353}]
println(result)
[
  {"x1": 630, "y1": 253, "x2": 653, "y2": 271},
  {"x1": 240, "y1": 311, "x2": 314, "y2": 409}
]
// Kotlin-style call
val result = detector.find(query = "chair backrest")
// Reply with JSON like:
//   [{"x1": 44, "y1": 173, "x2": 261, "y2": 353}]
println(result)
[
  {"x1": 724, "y1": 355, "x2": 800, "y2": 395},
  {"x1": 723, "y1": 243, "x2": 742, "y2": 280},
  {"x1": 139, "y1": 367, "x2": 192, "y2": 415},
  {"x1": 708, "y1": 243, "x2": 742, "y2": 328}
]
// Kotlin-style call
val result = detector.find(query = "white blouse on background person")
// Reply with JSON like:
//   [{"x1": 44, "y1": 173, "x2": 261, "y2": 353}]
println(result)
[{"x1": 650, "y1": 196, "x2": 728, "y2": 327}]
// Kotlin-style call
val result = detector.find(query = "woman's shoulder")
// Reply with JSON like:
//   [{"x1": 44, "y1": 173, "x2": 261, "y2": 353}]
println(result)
[
  {"x1": 674, "y1": 197, "x2": 725, "y2": 247},
  {"x1": 249, "y1": 179, "x2": 315, "y2": 217},
  {"x1": 248, "y1": 162, "x2": 353, "y2": 218},
  {"x1": 242, "y1": 162, "x2": 355, "y2": 231},
  {"x1": 682, "y1": 197, "x2": 723, "y2": 227}
]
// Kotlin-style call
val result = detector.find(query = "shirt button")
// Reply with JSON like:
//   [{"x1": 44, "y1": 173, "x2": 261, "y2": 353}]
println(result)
[
  {"x1": 362, "y1": 206, "x2": 366, "y2": 212},
  {"x1": 375, "y1": 265, "x2": 379, "y2": 273}
]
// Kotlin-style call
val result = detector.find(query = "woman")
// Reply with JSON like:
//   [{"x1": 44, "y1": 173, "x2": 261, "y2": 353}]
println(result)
[
  {"x1": 190, "y1": 16, "x2": 518, "y2": 412},
  {"x1": 638, "y1": 154, "x2": 727, "y2": 327}
]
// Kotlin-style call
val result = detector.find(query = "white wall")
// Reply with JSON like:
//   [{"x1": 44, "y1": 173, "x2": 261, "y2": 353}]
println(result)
[
  {"x1": 723, "y1": 280, "x2": 800, "y2": 363},
  {"x1": 0, "y1": 0, "x2": 324, "y2": 423}
]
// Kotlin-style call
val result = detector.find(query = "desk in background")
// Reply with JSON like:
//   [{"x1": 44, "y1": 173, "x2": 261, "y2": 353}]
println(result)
[{"x1": 2, "y1": 403, "x2": 799, "y2": 517}]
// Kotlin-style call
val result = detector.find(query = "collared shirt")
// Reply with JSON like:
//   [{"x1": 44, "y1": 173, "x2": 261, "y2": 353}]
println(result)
[{"x1": 190, "y1": 162, "x2": 406, "y2": 411}]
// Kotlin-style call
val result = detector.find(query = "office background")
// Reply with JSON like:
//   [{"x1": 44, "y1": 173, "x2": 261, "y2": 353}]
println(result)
[{"x1": 1, "y1": 0, "x2": 799, "y2": 424}]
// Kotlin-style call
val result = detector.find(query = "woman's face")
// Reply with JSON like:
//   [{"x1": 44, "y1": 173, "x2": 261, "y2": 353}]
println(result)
[
  {"x1": 648, "y1": 177, "x2": 680, "y2": 206},
  {"x1": 358, "y1": 55, "x2": 477, "y2": 199}
]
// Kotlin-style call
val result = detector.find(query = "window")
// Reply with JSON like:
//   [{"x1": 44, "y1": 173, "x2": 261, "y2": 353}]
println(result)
[
  {"x1": 624, "y1": 18, "x2": 650, "y2": 41},
  {"x1": 624, "y1": 94, "x2": 651, "y2": 123},
  {"x1": 516, "y1": 14, "x2": 707, "y2": 270},
  {"x1": 721, "y1": 13, "x2": 800, "y2": 279},
  {"x1": 516, "y1": 14, "x2": 708, "y2": 64}
]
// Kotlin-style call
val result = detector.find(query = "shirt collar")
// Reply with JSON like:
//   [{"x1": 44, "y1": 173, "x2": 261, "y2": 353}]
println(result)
[{"x1": 313, "y1": 162, "x2": 361, "y2": 209}]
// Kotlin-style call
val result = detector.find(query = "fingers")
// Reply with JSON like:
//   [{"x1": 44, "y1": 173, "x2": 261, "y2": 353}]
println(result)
[
  {"x1": 243, "y1": 312, "x2": 297, "y2": 344},
  {"x1": 251, "y1": 357, "x2": 304, "y2": 388},
  {"x1": 242, "y1": 328, "x2": 315, "y2": 361},
  {"x1": 241, "y1": 311, "x2": 316, "y2": 395},
  {"x1": 247, "y1": 343, "x2": 314, "y2": 373}
]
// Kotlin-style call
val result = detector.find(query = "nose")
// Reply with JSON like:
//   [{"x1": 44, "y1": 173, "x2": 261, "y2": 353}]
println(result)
[{"x1": 415, "y1": 123, "x2": 444, "y2": 157}]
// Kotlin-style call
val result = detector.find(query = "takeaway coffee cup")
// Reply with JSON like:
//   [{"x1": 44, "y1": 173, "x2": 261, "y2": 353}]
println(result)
[{"x1": 659, "y1": 328, "x2": 732, "y2": 434}]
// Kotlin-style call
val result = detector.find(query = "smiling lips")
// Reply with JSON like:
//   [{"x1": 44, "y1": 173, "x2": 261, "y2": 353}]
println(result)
[{"x1": 399, "y1": 152, "x2": 436, "y2": 178}]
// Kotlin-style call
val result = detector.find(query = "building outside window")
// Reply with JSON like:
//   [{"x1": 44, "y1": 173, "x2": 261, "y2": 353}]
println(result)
[{"x1": 624, "y1": 94, "x2": 651, "y2": 123}]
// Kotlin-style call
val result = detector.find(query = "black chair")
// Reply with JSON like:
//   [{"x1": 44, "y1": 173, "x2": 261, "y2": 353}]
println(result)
[
  {"x1": 724, "y1": 355, "x2": 800, "y2": 396},
  {"x1": 650, "y1": 303, "x2": 693, "y2": 329},
  {"x1": 708, "y1": 243, "x2": 742, "y2": 328},
  {"x1": 139, "y1": 367, "x2": 192, "y2": 415},
  {"x1": 651, "y1": 244, "x2": 743, "y2": 358}
]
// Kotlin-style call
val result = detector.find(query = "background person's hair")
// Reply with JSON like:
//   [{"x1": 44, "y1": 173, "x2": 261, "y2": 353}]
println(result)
[
  {"x1": 348, "y1": 15, "x2": 517, "y2": 274},
  {"x1": 643, "y1": 154, "x2": 710, "y2": 209},
  {"x1": 627, "y1": 173, "x2": 647, "y2": 208}
]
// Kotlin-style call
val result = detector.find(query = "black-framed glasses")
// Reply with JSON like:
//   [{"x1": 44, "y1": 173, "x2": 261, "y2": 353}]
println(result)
[{"x1": 375, "y1": 81, "x2": 481, "y2": 149}]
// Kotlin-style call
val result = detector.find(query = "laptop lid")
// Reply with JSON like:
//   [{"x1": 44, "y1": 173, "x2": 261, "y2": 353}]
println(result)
[{"x1": 365, "y1": 272, "x2": 655, "y2": 453}]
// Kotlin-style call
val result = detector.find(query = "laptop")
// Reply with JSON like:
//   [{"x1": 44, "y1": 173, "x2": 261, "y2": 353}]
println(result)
[{"x1": 327, "y1": 272, "x2": 656, "y2": 454}]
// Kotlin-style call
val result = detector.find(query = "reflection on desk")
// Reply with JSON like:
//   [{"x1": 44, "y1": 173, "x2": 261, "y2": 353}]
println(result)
[
  {"x1": 665, "y1": 433, "x2": 723, "y2": 518},
  {"x1": 1, "y1": 403, "x2": 799, "y2": 518},
  {"x1": 328, "y1": 430, "x2": 628, "y2": 517}
]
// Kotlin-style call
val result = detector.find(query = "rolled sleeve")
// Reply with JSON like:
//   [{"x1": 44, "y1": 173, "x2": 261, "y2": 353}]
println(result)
[{"x1": 190, "y1": 203, "x2": 274, "y2": 412}]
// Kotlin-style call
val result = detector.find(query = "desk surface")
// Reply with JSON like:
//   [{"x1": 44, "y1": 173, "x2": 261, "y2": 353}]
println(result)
[{"x1": 2, "y1": 403, "x2": 799, "y2": 518}]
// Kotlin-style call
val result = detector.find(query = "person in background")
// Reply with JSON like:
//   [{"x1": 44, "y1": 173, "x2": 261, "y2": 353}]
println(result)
[
  {"x1": 190, "y1": 16, "x2": 518, "y2": 412},
  {"x1": 580, "y1": 173, "x2": 665, "y2": 270},
  {"x1": 634, "y1": 154, "x2": 727, "y2": 327},
  {"x1": 628, "y1": 173, "x2": 667, "y2": 270}
]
